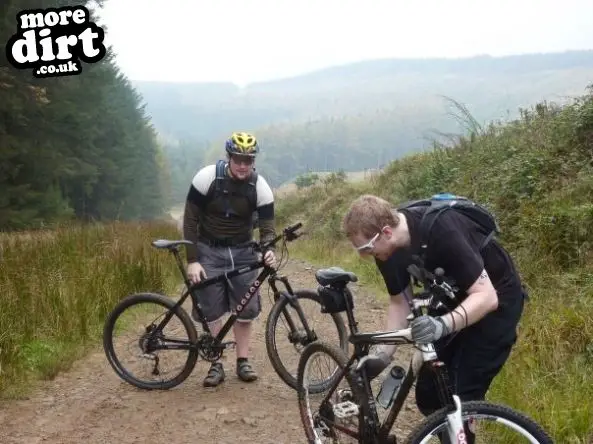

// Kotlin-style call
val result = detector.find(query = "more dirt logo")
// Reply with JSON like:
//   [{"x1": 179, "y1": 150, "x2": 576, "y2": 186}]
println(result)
[{"x1": 5, "y1": 5, "x2": 106, "y2": 78}]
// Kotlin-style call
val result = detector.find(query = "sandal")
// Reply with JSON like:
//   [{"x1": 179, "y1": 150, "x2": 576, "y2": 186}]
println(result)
[{"x1": 236, "y1": 360, "x2": 258, "y2": 382}]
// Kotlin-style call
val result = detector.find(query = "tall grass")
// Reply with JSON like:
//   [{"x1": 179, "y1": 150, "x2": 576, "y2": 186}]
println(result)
[
  {"x1": 275, "y1": 87, "x2": 593, "y2": 443},
  {"x1": 0, "y1": 220, "x2": 182, "y2": 398}
]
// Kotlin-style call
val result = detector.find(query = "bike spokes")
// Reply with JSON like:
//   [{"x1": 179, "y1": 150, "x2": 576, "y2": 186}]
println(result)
[
  {"x1": 409, "y1": 402, "x2": 551, "y2": 444},
  {"x1": 109, "y1": 301, "x2": 193, "y2": 386},
  {"x1": 301, "y1": 349, "x2": 359, "y2": 443},
  {"x1": 272, "y1": 295, "x2": 345, "y2": 385}
]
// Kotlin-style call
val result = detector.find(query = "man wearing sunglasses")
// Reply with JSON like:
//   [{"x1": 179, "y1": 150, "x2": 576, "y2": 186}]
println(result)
[
  {"x1": 342, "y1": 194, "x2": 526, "y2": 437},
  {"x1": 182, "y1": 132, "x2": 277, "y2": 387}
]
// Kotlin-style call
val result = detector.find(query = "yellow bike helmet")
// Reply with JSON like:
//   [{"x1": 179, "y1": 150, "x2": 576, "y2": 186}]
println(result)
[{"x1": 225, "y1": 132, "x2": 259, "y2": 156}]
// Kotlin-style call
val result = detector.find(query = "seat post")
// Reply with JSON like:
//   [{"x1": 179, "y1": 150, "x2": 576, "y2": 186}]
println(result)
[
  {"x1": 343, "y1": 287, "x2": 359, "y2": 335},
  {"x1": 172, "y1": 247, "x2": 192, "y2": 289}
]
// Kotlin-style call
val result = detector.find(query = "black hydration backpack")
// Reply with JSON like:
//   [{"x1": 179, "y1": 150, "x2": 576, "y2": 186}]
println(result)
[
  {"x1": 398, "y1": 193, "x2": 500, "y2": 264},
  {"x1": 206, "y1": 159, "x2": 259, "y2": 227}
]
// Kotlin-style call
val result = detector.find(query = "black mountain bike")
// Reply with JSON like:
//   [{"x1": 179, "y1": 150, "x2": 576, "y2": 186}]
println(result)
[
  {"x1": 297, "y1": 263, "x2": 553, "y2": 443},
  {"x1": 102, "y1": 222, "x2": 348, "y2": 391}
]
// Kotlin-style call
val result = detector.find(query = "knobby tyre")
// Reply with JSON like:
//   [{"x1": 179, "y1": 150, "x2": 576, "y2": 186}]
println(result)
[
  {"x1": 103, "y1": 292, "x2": 199, "y2": 390},
  {"x1": 297, "y1": 341, "x2": 363, "y2": 444},
  {"x1": 403, "y1": 400, "x2": 554, "y2": 444},
  {"x1": 265, "y1": 289, "x2": 348, "y2": 391}
]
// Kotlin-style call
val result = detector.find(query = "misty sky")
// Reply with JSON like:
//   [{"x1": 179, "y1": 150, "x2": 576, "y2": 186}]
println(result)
[{"x1": 94, "y1": 0, "x2": 593, "y2": 86}]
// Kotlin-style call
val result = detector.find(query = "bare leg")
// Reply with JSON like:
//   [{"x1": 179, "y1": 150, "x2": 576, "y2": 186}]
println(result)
[
  {"x1": 233, "y1": 320, "x2": 252, "y2": 358},
  {"x1": 234, "y1": 319, "x2": 258, "y2": 382},
  {"x1": 208, "y1": 318, "x2": 223, "y2": 337}
]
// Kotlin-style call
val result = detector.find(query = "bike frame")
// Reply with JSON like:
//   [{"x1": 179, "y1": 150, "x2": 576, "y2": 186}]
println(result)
[
  {"x1": 147, "y1": 223, "x2": 316, "y2": 353},
  {"x1": 311, "y1": 273, "x2": 465, "y2": 443}
]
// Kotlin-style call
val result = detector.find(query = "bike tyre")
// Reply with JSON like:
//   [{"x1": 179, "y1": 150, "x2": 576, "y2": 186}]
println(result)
[
  {"x1": 103, "y1": 292, "x2": 199, "y2": 390},
  {"x1": 403, "y1": 400, "x2": 554, "y2": 444},
  {"x1": 297, "y1": 341, "x2": 362, "y2": 444},
  {"x1": 265, "y1": 289, "x2": 348, "y2": 392}
]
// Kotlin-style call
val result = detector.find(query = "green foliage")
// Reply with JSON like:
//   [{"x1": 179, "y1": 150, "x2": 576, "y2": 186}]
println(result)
[
  {"x1": 0, "y1": 1, "x2": 169, "y2": 230},
  {"x1": 0, "y1": 220, "x2": 181, "y2": 398},
  {"x1": 160, "y1": 138, "x2": 210, "y2": 204},
  {"x1": 276, "y1": 86, "x2": 593, "y2": 442},
  {"x1": 294, "y1": 172, "x2": 320, "y2": 189}
]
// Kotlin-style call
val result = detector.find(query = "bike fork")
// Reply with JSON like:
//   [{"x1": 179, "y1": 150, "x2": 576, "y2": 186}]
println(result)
[
  {"x1": 280, "y1": 291, "x2": 317, "y2": 342},
  {"x1": 445, "y1": 395, "x2": 466, "y2": 444}
]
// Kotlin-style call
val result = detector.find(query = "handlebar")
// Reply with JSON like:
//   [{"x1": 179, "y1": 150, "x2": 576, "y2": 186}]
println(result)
[
  {"x1": 258, "y1": 221, "x2": 303, "y2": 251},
  {"x1": 151, "y1": 221, "x2": 303, "y2": 256},
  {"x1": 407, "y1": 262, "x2": 457, "y2": 304}
]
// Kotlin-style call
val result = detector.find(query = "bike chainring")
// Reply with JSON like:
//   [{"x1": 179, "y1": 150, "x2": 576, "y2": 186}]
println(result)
[
  {"x1": 196, "y1": 334, "x2": 225, "y2": 362},
  {"x1": 313, "y1": 401, "x2": 335, "y2": 438}
]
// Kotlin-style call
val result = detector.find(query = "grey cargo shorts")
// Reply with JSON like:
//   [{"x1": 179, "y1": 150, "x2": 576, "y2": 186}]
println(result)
[{"x1": 192, "y1": 240, "x2": 262, "y2": 323}]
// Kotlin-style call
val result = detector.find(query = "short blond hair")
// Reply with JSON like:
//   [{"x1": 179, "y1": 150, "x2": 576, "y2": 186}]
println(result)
[{"x1": 342, "y1": 194, "x2": 400, "y2": 239}]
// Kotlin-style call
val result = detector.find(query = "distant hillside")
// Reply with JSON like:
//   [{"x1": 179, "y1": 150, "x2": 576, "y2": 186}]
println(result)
[
  {"x1": 135, "y1": 50, "x2": 593, "y2": 139},
  {"x1": 136, "y1": 50, "x2": 593, "y2": 202}
]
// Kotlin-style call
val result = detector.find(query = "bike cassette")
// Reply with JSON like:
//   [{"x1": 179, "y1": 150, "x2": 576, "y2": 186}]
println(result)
[{"x1": 333, "y1": 401, "x2": 359, "y2": 419}]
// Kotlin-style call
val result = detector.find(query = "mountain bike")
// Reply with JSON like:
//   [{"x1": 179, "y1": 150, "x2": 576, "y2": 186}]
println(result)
[
  {"x1": 102, "y1": 222, "x2": 348, "y2": 391},
  {"x1": 297, "y1": 263, "x2": 553, "y2": 443}
]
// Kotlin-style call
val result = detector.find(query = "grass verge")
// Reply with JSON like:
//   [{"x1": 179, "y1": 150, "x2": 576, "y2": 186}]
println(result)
[{"x1": 0, "y1": 220, "x2": 182, "y2": 399}]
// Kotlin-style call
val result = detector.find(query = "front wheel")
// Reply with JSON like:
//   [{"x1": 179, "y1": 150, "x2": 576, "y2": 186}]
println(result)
[
  {"x1": 297, "y1": 341, "x2": 363, "y2": 443},
  {"x1": 404, "y1": 400, "x2": 554, "y2": 444},
  {"x1": 103, "y1": 292, "x2": 199, "y2": 390},
  {"x1": 265, "y1": 289, "x2": 348, "y2": 391}
]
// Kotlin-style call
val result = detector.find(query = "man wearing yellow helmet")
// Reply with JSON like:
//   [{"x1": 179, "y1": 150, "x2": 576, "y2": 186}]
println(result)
[{"x1": 182, "y1": 131, "x2": 277, "y2": 387}]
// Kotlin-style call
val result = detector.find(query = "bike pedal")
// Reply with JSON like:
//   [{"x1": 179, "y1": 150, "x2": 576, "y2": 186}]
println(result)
[
  {"x1": 333, "y1": 401, "x2": 359, "y2": 419},
  {"x1": 222, "y1": 341, "x2": 236, "y2": 349}
]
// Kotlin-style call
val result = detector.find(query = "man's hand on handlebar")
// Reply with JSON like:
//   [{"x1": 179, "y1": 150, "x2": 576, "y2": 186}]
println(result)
[
  {"x1": 410, "y1": 315, "x2": 451, "y2": 344},
  {"x1": 187, "y1": 262, "x2": 207, "y2": 284},
  {"x1": 263, "y1": 250, "x2": 277, "y2": 268}
]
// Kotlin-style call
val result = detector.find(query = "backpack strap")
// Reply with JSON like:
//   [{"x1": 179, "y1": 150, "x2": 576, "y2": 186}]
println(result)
[
  {"x1": 246, "y1": 169, "x2": 258, "y2": 212},
  {"x1": 214, "y1": 159, "x2": 231, "y2": 218},
  {"x1": 416, "y1": 204, "x2": 450, "y2": 264},
  {"x1": 416, "y1": 201, "x2": 496, "y2": 262},
  {"x1": 480, "y1": 230, "x2": 495, "y2": 250},
  {"x1": 215, "y1": 159, "x2": 226, "y2": 187}
]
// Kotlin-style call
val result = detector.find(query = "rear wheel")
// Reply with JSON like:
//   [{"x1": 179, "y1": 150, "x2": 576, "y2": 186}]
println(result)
[
  {"x1": 103, "y1": 292, "x2": 199, "y2": 390},
  {"x1": 265, "y1": 289, "x2": 348, "y2": 392}
]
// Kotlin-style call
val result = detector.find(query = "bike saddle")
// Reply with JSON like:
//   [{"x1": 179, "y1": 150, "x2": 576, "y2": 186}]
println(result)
[
  {"x1": 151, "y1": 239, "x2": 194, "y2": 250},
  {"x1": 315, "y1": 267, "x2": 358, "y2": 286}
]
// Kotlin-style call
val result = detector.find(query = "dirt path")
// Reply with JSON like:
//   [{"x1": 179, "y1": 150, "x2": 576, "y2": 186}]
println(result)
[{"x1": 0, "y1": 258, "x2": 422, "y2": 444}]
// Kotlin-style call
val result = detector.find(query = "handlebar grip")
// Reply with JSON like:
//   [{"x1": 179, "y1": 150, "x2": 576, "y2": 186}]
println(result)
[{"x1": 285, "y1": 222, "x2": 302, "y2": 233}]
